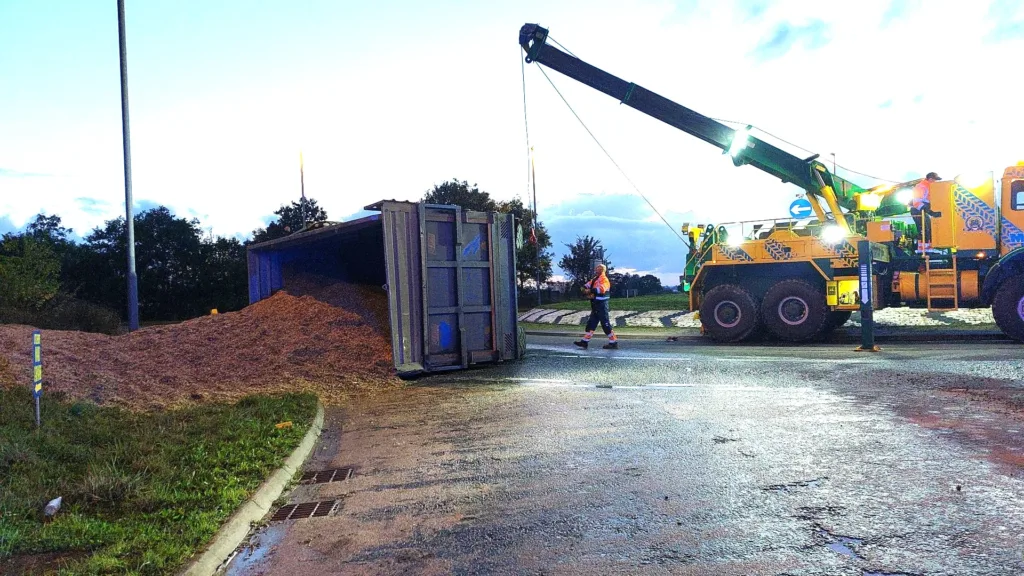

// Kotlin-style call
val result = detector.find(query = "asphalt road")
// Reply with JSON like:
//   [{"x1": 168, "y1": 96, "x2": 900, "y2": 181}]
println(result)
[{"x1": 225, "y1": 336, "x2": 1024, "y2": 576}]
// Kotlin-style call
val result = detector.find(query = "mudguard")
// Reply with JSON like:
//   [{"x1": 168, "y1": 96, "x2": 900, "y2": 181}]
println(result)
[{"x1": 981, "y1": 247, "x2": 1024, "y2": 305}]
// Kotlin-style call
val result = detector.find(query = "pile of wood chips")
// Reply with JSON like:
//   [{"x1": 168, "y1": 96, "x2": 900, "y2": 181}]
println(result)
[{"x1": 0, "y1": 286, "x2": 401, "y2": 411}]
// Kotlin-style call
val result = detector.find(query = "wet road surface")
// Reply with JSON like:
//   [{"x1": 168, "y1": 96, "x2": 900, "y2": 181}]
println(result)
[{"x1": 225, "y1": 336, "x2": 1024, "y2": 575}]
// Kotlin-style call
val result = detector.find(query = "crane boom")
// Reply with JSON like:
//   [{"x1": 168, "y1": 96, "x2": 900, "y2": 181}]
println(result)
[{"x1": 519, "y1": 24, "x2": 882, "y2": 224}]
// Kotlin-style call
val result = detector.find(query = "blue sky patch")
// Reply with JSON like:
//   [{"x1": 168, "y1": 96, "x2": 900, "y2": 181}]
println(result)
[
  {"x1": 133, "y1": 199, "x2": 163, "y2": 213},
  {"x1": 541, "y1": 194, "x2": 695, "y2": 284},
  {"x1": 0, "y1": 167, "x2": 49, "y2": 178},
  {"x1": 752, "y1": 19, "x2": 831, "y2": 62},
  {"x1": 0, "y1": 215, "x2": 19, "y2": 235},
  {"x1": 75, "y1": 197, "x2": 109, "y2": 215},
  {"x1": 881, "y1": 0, "x2": 920, "y2": 27}
]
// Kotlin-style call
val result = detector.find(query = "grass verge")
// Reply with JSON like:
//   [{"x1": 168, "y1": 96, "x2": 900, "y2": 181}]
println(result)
[
  {"x1": 0, "y1": 387, "x2": 317, "y2": 575},
  {"x1": 521, "y1": 293, "x2": 691, "y2": 313},
  {"x1": 520, "y1": 322, "x2": 690, "y2": 336}
]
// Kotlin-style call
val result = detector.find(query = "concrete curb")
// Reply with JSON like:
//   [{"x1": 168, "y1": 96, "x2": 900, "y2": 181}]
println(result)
[
  {"x1": 525, "y1": 330, "x2": 1010, "y2": 343},
  {"x1": 179, "y1": 402, "x2": 326, "y2": 576}
]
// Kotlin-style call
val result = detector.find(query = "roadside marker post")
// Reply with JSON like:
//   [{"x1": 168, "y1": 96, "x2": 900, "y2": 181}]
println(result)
[
  {"x1": 32, "y1": 330, "x2": 43, "y2": 427},
  {"x1": 855, "y1": 240, "x2": 881, "y2": 352}
]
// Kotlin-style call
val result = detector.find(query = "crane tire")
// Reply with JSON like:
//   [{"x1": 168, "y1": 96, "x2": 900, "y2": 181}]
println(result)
[
  {"x1": 699, "y1": 284, "x2": 760, "y2": 343},
  {"x1": 992, "y1": 276, "x2": 1024, "y2": 343},
  {"x1": 761, "y1": 279, "x2": 829, "y2": 342}
]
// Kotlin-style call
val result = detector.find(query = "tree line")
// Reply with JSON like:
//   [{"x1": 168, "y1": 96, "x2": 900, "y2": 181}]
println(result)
[
  {"x1": 0, "y1": 195, "x2": 343, "y2": 333},
  {"x1": 0, "y1": 179, "x2": 559, "y2": 332},
  {"x1": 1, "y1": 178, "x2": 665, "y2": 333}
]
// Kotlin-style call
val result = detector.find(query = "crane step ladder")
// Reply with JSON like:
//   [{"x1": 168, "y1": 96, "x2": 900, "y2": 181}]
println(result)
[{"x1": 925, "y1": 252, "x2": 959, "y2": 312}]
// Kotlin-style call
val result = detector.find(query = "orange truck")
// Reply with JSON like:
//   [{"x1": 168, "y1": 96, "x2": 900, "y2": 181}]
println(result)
[{"x1": 520, "y1": 24, "x2": 1024, "y2": 343}]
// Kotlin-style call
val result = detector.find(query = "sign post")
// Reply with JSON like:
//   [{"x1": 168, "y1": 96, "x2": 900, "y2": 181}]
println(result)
[
  {"x1": 32, "y1": 330, "x2": 42, "y2": 427},
  {"x1": 854, "y1": 240, "x2": 881, "y2": 352}
]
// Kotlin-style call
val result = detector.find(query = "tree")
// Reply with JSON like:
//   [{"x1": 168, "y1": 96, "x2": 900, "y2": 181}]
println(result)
[
  {"x1": 423, "y1": 179, "x2": 496, "y2": 212},
  {"x1": 251, "y1": 198, "x2": 328, "y2": 244},
  {"x1": 0, "y1": 233, "x2": 61, "y2": 309},
  {"x1": 198, "y1": 235, "x2": 249, "y2": 313},
  {"x1": 558, "y1": 235, "x2": 611, "y2": 291},
  {"x1": 22, "y1": 214, "x2": 82, "y2": 294},
  {"x1": 70, "y1": 207, "x2": 208, "y2": 320},
  {"x1": 26, "y1": 213, "x2": 73, "y2": 247},
  {"x1": 636, "y1": 274, "x2": 663, "y2": 295},
  {"x1": 496, "y1": 198, "x2": 553, "y2": 290},
  {"x1": 67, "y1": 206, "x2": 253, "y2": 321},
  {"x1": 2, "y1": 209, "x2": 253, "y2": 326},
  {"x1": 607, "y1": 272, "x2": 663, "y2": 297}
]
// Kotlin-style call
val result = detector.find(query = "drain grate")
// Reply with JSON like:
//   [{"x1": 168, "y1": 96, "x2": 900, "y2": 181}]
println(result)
[
  {"x1": 270, "y1": 499, "x2": 339, "y2": 522},
  {"x1": 301, "y1": 467, "x2": 353, "y2": 484}
]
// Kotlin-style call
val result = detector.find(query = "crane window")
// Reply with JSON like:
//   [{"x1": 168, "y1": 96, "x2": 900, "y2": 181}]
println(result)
[{"x1": 1014, "y1": 180, "x2": 1024, "y2": 210}]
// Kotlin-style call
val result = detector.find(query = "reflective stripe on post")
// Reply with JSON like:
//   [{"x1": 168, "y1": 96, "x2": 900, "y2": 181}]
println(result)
[
  {"x1": 855, "y1": 240, "x2": 881, "y2": 353},
  {"x1": 32, "y1": 330, "x2": 42, "y2": 426},
  {"x1": 32, "y1": 331, "x2": 42, "y2": 397}
]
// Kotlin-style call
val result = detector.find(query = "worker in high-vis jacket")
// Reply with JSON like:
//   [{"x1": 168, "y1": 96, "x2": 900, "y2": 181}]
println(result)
[
  {"x1": 910, "y1": 172, "x2": 943, "y2": 253},
  {"x1": 574, "y1": 263, "x2": 618, "y2": 349}
]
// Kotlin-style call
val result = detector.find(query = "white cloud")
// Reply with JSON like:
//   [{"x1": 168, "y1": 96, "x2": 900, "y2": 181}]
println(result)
[{"x1": 1, "y1": 0, "x2": 1020, "y2": 276}]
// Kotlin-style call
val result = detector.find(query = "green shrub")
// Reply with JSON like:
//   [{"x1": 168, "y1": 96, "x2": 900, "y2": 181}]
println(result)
[{"x1": 0, "y1": 293, "x2": 123, "y2": 335}]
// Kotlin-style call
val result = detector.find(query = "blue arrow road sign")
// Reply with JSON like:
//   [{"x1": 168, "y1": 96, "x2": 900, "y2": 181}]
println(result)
[{"x1": 789, "y1": 198, "x2": 813, "y2": 219}]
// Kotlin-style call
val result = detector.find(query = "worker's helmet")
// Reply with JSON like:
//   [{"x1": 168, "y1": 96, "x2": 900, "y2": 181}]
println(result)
[{"x1": 926, "y1": 172, "x2": 941, "y2": 181}]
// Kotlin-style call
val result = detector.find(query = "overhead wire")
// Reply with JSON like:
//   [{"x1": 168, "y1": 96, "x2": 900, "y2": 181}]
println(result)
[
  {"x1": 534, "y1": 63, "x2": 687, "y2": 244},
  {"x1": 531, "y1": 34, "x2": 901, "y2": 242},
  {"x1": 521, "y1": 47, "x2": 544, "y2": 296},
  {"x1": 711, "y1": 117, "x2": 901, "y2": 184},
  {"x1": 549, "y1": 35, "x2": 901, "y2": 188},
  {"x1": 520, "y1": 49, "x2": 534, "y2": 215},
  {"x1": 547, "y1": 36, "x2": 578, "y2": 59}
]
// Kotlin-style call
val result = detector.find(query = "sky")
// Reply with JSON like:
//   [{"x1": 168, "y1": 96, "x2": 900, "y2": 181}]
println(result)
[{"x1": 2, "y1": 0, "x2": 1022, "y2": 284}]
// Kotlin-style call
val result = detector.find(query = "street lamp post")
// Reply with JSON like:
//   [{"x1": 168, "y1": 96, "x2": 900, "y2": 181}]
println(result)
[{"x1": 117, "y1": 0, "x2": 139, "y2": 331}]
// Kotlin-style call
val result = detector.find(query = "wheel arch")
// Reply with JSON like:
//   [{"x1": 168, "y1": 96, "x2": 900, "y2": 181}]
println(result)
[
  {"x1": 695, "y1": 261, "x2": 829, "y2": 303},
  {"x1": 981, "y1": 248, "x2": 1024, "y2": 306}
]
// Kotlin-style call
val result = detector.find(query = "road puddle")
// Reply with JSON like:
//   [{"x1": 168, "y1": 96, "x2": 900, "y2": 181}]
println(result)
[
  {"x1": 826, "y1": 535, "x2": 863, "y2": 559},
  {"x1": 225, "y1": 523, "x2": 287, "y2": 575},
  {"x1": 817, "y1": 526, "x2": 864, "y2": 560},
  {"x1": 763, "y1": 477, "x2": 827, "y2": 492}
]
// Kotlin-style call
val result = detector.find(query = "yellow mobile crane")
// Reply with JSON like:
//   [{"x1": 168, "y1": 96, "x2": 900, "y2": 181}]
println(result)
[{"x1": 520, "y1": 24, "x2": 1024, "y2": 343}]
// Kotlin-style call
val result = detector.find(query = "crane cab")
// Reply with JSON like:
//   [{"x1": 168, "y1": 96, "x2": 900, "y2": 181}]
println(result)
[{"x1": 999, "y1": 164, "x2": 1024, "y2": 255}]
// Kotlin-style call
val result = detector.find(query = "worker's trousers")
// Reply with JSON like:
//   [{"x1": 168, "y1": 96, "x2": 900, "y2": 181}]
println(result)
[
  {"x1": 585, "y1": 298, "x2": 613, "y2": 335},
  {"x1": 911, "y1": 204, "x2": 939, "y2": 245}
]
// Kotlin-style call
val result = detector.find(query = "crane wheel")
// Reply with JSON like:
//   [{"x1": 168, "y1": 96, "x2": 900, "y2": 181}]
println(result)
[
  {"x1": 992, "y1": 276, "x2": 1024, "y2": 342},
  {"x1": 699, "y1": 284, "x2": 760, "y2": 343},
  {"x1": 761, "y1": 279, "x2": 829, "y2": 342}
]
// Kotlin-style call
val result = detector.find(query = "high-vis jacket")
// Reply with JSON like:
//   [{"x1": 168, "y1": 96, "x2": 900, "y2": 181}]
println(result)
[
  {"x1": 585, "y1": 273, "x2": 611, "y2": 301},
  {"x1": 911, "y1": 180, "x2": 931, "y2": 210}
]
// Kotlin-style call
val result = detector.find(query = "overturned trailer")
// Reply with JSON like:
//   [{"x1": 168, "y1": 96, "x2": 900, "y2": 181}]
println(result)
[{"x1": 247, "y1": 200, "x2": 523, "y2": 377}]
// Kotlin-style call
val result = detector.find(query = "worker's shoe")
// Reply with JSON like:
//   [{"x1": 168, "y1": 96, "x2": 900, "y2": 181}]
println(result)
[
  {"x1": 573, "y1": 340, "x2": 589, "y2": 349},
  {"x1": 602, "y1": 342, "x2": 618, "y2": 350}
]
